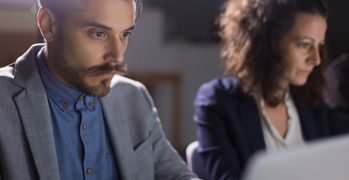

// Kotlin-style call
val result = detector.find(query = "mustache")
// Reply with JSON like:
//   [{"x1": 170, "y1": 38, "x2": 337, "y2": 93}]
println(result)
[{"x1": 86, "y1": 62, "x2": 128, "y2": 76}]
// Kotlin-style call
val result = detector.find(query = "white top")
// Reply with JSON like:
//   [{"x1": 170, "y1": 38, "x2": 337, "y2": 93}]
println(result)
[{"x1": 258, "y1": 92, "x2": 305, "y2": 152}]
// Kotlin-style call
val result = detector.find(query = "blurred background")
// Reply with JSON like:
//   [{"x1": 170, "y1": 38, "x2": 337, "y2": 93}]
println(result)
[{"x1": 0, "y1": 0, "x2": 348, "y2": 156}]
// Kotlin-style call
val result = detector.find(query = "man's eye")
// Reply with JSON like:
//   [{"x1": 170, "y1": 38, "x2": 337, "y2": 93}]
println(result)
[
  {"x1": 89, "y1": 31, "x2": 107, "y2": 40},
  {"x1": 121, "y1": 31, "x2": 134, "y2": 38}
]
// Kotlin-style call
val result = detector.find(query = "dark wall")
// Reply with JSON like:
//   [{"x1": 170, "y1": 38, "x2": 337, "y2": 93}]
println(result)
[
  {"x1": 148, "y1": 0, "x2": 349, "y2": 58},
  {"x1": 148, "y1": 0, "x2": 224, "y2": 43},
  {"x1": 0, "y1": 32, "x2": 37, "y2": 67},
  {"x1": 325, "y1": 0, "x2": 349, "y2": 59}
]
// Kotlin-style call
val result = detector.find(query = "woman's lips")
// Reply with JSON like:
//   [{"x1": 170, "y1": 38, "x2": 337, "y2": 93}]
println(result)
[{"x1": 299, "y1": 69, "x2": 312, "y2": 76}]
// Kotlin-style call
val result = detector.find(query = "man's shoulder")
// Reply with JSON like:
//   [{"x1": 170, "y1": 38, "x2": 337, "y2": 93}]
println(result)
[
  {"x1": 0, "y1": 64, "x2": 23, "y2": 103},
  {"x1": 109, "y1": 75, "x2": 147, "y2": 96},
  {"x1": 0, "y1": 64, "x2": 18, "y2": 91},
  {"x1": 0, "y1": 64, "x2": 15, "y2": 80},
  {"x1": 108, "y1": 75, "x2": 150, "y2": 102},
  {"x1": 110, "y1": 75, "x2": 145, "y2": 89},
  {"x1": 0, "y1": 44, "x2": 43, "y2": 85}
]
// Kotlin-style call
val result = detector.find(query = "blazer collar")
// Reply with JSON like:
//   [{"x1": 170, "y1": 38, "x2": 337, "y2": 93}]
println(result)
[
  {"x1": 296, "y1": 103, "x2": 319, "y2": 140},
  {"x1": 237, "y1": 96, "x2": 266, "y2": 152},
  {"x1": 13, "y1": 44, "x2": 61, "y2": 180}
]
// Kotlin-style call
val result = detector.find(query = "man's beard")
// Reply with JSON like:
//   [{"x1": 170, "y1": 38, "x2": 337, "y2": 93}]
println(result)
[
  {"x1": 49, "y1": 41, "x2": 127, "y2": 97},
  {"x1": 71, "y1": 61, "x2": 127, "y2": 97}
]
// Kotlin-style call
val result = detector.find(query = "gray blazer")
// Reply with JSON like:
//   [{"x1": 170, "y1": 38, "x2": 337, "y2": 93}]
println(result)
[{"x1": 0, "y1": 44, "x2": 197, "y2": 180}]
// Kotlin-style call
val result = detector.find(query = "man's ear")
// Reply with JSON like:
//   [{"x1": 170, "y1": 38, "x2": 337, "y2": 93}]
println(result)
[{"x1": 37, "y1": 8, "x2": 58, "y2": 42}]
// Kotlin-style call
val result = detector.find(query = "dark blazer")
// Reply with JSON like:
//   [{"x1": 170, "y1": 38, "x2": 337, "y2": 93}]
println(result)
[{"x1": 193, "y1": 76, "x2": 349, "y2": 180}]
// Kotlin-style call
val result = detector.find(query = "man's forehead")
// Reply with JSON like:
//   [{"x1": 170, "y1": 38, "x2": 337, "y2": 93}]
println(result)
[
  {"x1": 60, "y1": 0, "x2": 136, "y2": 28},
  {"x1": 46, "y1": 0, "x2": 82, "y2": 9},
  {"x1": 59, "y1": 0, "x2": 133, "y2": 9}
]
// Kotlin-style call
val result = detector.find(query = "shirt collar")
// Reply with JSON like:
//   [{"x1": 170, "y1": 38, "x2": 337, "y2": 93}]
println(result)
[{"x1": 36, "y1": 47, "x2": 84, "y2": 111}]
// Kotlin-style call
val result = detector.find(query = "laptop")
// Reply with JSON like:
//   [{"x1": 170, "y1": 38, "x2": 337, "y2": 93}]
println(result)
[{"x1": 242, "y1": 134, "x2": 349, "y2": 180}]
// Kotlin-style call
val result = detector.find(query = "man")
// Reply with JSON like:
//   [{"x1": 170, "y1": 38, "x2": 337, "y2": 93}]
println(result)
[
  {"x1": 324, "y1": 53, "x2": 349, "y2": 116},
  {"x1": 0, "y1": 0, "x2": 198, "y2": 179}
]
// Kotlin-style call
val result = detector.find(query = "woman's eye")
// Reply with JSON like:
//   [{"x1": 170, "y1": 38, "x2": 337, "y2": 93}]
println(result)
[
  {"x1": 89, "y1": 31, "x2": 107, "y2": 40},
  {"x1": 297, "y1": 42, "x2": 310, "y2": 49}
]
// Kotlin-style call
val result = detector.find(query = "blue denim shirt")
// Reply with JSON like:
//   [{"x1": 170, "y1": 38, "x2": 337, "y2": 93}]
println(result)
[{"x1": 36, "y1": 48, "x2": 119, "y2": 180}]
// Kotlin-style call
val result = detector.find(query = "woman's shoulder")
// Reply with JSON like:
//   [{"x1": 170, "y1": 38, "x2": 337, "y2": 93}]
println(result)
[
  {"x1": 199, "y1": 76, "x2": 240, "y2": 92},
  {"x1": 195, "y1": 76, "x2": 247, "y2": 106}
]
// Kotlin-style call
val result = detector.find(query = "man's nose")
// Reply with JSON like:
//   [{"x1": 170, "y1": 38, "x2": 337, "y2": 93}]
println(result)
[{"x1": 107, "y1": 38, "x2": 125, "y2": 63}]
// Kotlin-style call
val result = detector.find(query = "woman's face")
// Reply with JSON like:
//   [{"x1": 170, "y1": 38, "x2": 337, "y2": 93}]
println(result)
[{"x1": 279, "y1": 13, "x2": 327, "y2": 87}]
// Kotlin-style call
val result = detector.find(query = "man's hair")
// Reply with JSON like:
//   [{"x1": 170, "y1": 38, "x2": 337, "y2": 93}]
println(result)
[
  {"x1": 37, "y1": 0, "x2": 143, "y2": 20},
  {"x1": 220, "y1": 0, "x2": 328, "y2": 106}
]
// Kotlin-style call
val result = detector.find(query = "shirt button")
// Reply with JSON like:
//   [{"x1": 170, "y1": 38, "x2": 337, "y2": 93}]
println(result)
[
  {"x1": 79, "y1": 95, "x2": 85, "y2": 102},
  {"x1": 88, "y1": 102, "x2": 96, "y2": 110},
  {"x1": 63, "y1": 103, "x2": 69, "y2": 110},
  {"x1": 86, "y1": 168, "x2": 92, "y2": 174},
  {"x1": 82, "y1": 124, "x2": 87, "y2": 130}
]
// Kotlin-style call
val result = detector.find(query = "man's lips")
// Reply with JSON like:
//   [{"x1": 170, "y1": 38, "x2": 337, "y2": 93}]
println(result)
[
  {"x1": 87, "y1": 62, "x2": 127, "y2": 77},
  {"x1": 96, "y1": 71, "x2": 115, "y2": 79}
]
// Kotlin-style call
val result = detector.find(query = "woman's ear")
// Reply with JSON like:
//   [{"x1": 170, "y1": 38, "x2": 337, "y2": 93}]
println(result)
[{"x1": 37, "y1": 8, "x2": 58, "y2": 42}]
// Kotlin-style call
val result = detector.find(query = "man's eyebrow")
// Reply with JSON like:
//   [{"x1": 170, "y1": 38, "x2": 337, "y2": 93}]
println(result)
[
  {"x1": 125, "y1": 25, "x2": 135, "y2": 32},
  {"x1": 80, "y1": 22, "x2": 135, "y2": 32},
  {"x1": 80, "y1": 21, "x2": 113, "y2": 30}
]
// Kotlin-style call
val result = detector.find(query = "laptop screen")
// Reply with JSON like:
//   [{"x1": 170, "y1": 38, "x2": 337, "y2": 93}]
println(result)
[{"x1": 242, "y1": 134, "x2": 349, "y2": 180}]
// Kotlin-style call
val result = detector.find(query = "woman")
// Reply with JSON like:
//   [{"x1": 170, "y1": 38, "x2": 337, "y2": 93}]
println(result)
[{"x1": 193, "y1": 0, "x2": 349, "y2": 179}]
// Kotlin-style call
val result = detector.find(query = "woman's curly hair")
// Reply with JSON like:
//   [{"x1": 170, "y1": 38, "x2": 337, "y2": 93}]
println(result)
[{"x1": 220, "y1": 0, "x2": 328, "y2": 107}]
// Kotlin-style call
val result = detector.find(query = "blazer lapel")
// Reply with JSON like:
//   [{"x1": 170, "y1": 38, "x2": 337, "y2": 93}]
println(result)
[
  {"x1": 13, "y1": 45, "x2": 60, "y2": 180},
  {"x1": 238, "y1": 98, "x2": 266, "y2": 152},
  {"x1": 101, "y1": 84, "x2": 137, "y2": 180},
  {"x1": 297, "y1": 104, "x2": 319, "y2": 140}
]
